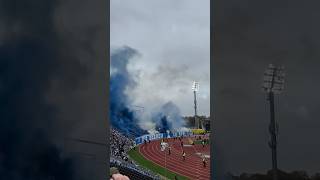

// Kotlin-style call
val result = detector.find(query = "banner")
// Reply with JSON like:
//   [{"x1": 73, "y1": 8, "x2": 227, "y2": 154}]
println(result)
[{"x1": 135, "y1": 130, "x2": 192, "y2": 145}]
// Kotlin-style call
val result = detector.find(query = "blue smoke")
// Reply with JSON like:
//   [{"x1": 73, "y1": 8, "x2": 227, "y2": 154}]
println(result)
[
  {"x1": 153, "y1": 101, "x2": 186, "y2": 133},
  {"x1": 110, "y1": 46, "x2": 186, "y2": 137},
  {"x1": 110, "y1": 46, "x2": 148, "y2": 137},
  {"x1": 155, "y1": 116, "x2": 172, "y2": 133}
]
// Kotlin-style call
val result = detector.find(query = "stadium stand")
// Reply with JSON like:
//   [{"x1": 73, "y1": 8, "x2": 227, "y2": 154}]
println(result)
[
  {"x1": 110, "y1": 128, "x2": 161, "y2": 180},
  {"x1": 110, "y1": 128, "x2": 135, "y2": 161},
  {"x1": 110, "y1": 156, "x2": 160, "y2": 180}
]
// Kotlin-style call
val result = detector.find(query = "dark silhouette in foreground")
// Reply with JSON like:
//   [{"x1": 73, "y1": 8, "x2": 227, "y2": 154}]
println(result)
[{"x1": 230, "y1": 170, "x2": 320, "y2": 180}]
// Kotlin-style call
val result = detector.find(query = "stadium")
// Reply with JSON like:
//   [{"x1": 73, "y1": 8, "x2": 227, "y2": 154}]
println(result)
[
  {"x1": 109, "y1": 48, "x2": 211, "y2": 179},
  {"x1": 110, "y1": 125, "x2": 211, "y2": 180}
]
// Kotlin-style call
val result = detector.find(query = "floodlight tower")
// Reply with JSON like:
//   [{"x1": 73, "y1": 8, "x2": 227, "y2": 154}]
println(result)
[
  {"x1": 192, "y1": 81, "x2": 200, "y2": 129},
  {"x1": 262, "y1": 64, "x2": 285, "y2": 180}
]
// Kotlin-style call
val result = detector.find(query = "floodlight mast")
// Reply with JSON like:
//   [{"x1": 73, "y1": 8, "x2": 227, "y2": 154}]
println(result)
[
  {"x1": 262, "y1": 64, "x2": 285, "y2": 180},
  {"x1": 192, "y1": 81, "x2": 200, "y2": 129}
]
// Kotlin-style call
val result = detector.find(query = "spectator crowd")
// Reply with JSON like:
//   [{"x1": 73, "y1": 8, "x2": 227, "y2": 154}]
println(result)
[
  {"x1": 110, "y1": 128, "x2": 161, "y2": 179},
  {"x1": 110, "y1": 128, "x2": 135, "y2": 161}
]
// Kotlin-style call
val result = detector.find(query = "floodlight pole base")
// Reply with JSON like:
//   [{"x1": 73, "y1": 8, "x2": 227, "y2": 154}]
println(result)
[
  {"x1": 268, "y1": 91, "x2": 278, "y2": 180},
  {"x1": 194, "y1": 90, "x2": 199, "y2": 129}
]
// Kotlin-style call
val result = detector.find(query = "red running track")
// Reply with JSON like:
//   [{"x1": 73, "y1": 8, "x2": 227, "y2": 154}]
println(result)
[{"x1": 139, "y1": 137, "x2": 210, "y2": 180}]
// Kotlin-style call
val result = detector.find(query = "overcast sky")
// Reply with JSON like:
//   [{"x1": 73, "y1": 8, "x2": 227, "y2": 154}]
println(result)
[
  {"x1": 110, "y1": 0, "x2": 210, "y2": 116},
  {"x1": 214, "y1": 0, "x2": 320, "y2": 177}
]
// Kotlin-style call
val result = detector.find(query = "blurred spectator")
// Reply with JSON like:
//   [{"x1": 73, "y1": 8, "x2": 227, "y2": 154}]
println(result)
[
  {"x1": 110, "y1": 173, "x2": 130, "y2": 180},
  {"x1": 110, "y1": 167, "x2": 130, "y2": 180}
]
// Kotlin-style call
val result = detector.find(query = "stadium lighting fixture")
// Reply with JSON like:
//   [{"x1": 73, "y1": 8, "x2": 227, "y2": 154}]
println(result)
[
  {"x1": 262, "y1": 64, "x2": 285, "y2": 94},
  {"x1": 192, "y1": 81, "x2": 199, "y2": 92}
]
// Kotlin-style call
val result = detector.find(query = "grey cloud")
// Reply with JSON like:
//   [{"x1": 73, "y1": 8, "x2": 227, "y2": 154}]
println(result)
[{"x1": 111, "y1": 0, "x2": 210, "y2": 116}]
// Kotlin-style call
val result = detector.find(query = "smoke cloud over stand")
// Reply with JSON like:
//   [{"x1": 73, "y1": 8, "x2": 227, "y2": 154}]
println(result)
[
  {"x1": 110, "y1": 46, "x2": 187, "y2": 137},
  {"x1": 110, "y1": 46, "x2": 148, "y2": 137}
]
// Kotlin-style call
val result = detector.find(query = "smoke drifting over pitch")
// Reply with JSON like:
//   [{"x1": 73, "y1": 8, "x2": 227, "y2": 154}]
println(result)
[
  {"x1": 110, "y1": 46, "x2": 186, "y2": 137},
  {"x1": 153, "y1": 101, "x2": 186, "y2": 133}
]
